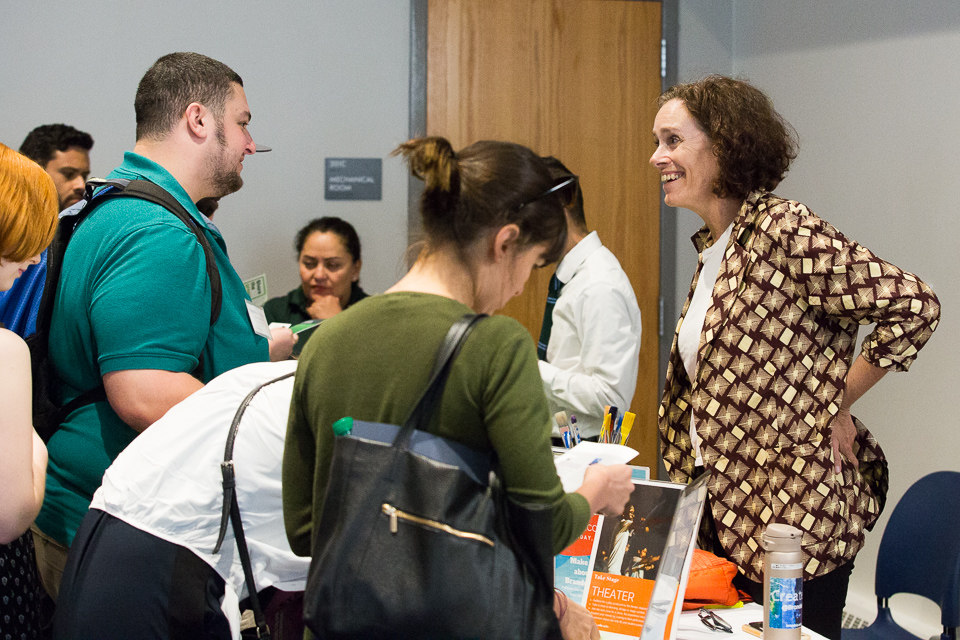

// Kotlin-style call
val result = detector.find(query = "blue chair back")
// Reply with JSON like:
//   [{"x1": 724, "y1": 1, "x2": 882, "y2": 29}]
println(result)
[{"x1": 876, "y1": 470, "x2": 960, "y2": 628}]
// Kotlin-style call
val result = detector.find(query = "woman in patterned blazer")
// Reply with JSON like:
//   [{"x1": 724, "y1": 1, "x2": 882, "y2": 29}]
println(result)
[{"x1": 650, "y1": 75, "x2": 940, "y2": 639}]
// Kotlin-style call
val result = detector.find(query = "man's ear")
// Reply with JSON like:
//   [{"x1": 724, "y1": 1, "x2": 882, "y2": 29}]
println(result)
[
  {"x1": 184, "y1": 102, "x2": 211, "y2": 141},
  {"x1": 492, "y1": 224, "x2": 521, "y2": 262}
]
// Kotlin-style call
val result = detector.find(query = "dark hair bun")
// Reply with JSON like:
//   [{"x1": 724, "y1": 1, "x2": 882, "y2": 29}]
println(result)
[
  {"x1": 392, "y1": 136, "x2": 568, "y2": 266},
  {"x1": 394, "y1": 137, "x2": 461, "y2": 228}
]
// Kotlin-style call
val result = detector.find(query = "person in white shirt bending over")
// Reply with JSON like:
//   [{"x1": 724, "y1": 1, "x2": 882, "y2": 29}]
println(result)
[
  {"x1": 52, "y1": 361, "x2": 307, "y2": 640},
  {"x1": 536, "y1": 157, "x2": 642, "y2": 440}
]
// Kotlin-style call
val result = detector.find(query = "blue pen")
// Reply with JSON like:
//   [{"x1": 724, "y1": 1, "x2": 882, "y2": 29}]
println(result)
[{"x1": 570, "y1": 415, "x2": 581, "y2": 445}]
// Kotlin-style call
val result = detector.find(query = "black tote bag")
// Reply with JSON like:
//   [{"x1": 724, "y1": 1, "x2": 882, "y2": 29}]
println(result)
[{"x1": 303, "y1": 314, "x2": 562, "y2": 639}]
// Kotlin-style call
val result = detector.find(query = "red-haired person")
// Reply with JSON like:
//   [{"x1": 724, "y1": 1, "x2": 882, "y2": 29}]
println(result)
[{"x1": 0, "y1": 142, "x2": 58, "y2": 639}]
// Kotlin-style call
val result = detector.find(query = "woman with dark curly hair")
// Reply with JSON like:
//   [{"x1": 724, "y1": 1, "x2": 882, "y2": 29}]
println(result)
[{"x1": 651, "y1": 76, "x2": 940, "y2": 639}]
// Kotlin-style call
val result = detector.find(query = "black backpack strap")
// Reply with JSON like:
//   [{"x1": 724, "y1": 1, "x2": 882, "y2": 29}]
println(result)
[
  {"x1": 393, "y1": 313, "x2": 487, "y2": 448},
  {"x1": 33, "y1": 179, "x2": 115, "y2": 343},
  {"x1": 212, "y1": 371, "x2": 295, "y2": 640},
  {"x1": 93, "y1": 179, "x2": 222, "y2": 325},
  {"x1": 29, "y1": 180, "x2": 132, "y2": 440},
  {"x1": 31, "y1": 178, "x2": 223, "y2": 440}
]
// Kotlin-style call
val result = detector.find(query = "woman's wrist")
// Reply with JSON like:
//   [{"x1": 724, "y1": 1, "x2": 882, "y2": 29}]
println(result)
[{"x1": 554, "y1": 589, "x2": 568, "y2": 621}]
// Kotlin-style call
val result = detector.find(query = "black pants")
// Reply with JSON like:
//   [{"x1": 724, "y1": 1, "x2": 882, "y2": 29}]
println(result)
[
  {"x1": 53, "y1": 510, "x2": 231, "y2": 640},
  {"x1": 732, "y1": 559, "x2": 854, "y2": 640},
  {"x1": 695, "y1": 466, "x2": 854, "y2": 640}
]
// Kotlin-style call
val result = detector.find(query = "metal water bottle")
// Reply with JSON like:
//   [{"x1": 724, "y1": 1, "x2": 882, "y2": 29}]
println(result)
[{"x1": 762, "y1": 523, "x2": 803, "y2": 639}]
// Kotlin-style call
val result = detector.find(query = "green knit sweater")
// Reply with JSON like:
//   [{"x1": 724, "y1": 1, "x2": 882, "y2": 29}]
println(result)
[{"x1": 282, "y1": 292, "x2": 590, "y2": 556}]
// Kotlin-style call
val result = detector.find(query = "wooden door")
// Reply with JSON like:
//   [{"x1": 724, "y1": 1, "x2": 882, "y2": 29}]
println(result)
[{"x1": 427, "y1": 0, "x2": 663, "y2": 475}]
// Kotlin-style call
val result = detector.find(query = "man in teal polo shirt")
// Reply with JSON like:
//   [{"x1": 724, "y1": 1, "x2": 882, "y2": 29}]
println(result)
[{"x1": 33, "y1": 52, "x2": 295, "y2": 600}]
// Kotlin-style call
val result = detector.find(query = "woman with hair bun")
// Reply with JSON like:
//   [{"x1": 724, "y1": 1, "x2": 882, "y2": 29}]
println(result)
[
  {"x1": 283, "y1": 136, "x2": 634, "y2": 636},
  {"x1": 651, "y1": 76, "x2": 940, "y2": 639},
  {"x1": 0, "y1": 142, "x2": 58, "y2": 639}
]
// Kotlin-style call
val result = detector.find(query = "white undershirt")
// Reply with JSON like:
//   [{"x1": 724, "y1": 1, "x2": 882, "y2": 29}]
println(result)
[{"x1": 677, "y1": 223, "x2": 733, "y2": 465}]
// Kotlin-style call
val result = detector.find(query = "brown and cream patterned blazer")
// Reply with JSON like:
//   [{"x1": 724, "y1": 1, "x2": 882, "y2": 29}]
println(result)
[{"x1": 659, "y1": 190, "x2": 940, "y2": 582}]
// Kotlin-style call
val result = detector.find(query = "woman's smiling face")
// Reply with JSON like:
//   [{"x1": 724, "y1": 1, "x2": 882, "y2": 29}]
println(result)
[{"x1": 650, "y1": 98, "x2": 721, "y2": 215}]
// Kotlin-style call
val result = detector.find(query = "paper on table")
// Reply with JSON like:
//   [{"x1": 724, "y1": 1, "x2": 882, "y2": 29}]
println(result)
[{"x1": 553, "y1": 441, "x2": 637, "y2": 492}]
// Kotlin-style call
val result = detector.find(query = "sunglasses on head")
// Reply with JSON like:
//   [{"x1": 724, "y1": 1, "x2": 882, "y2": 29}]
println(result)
[{"x1": 515, "y1": 174, "x2": 579, "y2": 212}]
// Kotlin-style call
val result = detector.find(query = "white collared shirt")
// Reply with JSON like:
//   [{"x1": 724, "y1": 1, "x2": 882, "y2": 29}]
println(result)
[
  {"x1": 91, "y1": 360, "x2": 307, "y2": 639},
  {"x1": 538, "y1": 232, "x2": 642, "y2": 438}
]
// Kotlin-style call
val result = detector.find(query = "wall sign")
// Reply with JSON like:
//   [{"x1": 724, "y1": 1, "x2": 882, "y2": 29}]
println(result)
[{"x1": 325, "y1": 157, "x2": 382, "y2": 201}]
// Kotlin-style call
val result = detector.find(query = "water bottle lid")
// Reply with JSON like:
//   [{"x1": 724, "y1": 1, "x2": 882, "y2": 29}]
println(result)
[
  {"x1": 761, "y1": 523, "x2": 802, "y2": 551},
  {"x1": 332, "y1": 416, "x2": 354, "y2": 436}
]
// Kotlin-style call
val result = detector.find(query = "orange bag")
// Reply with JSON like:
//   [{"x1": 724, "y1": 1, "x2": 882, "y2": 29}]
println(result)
[{"x1": 681, "y1": 549, "x2": 740, "y2": 610}]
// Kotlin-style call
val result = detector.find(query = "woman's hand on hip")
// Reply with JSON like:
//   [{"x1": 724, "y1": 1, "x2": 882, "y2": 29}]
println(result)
[{"x1": 830, "y1": 408, "x2": 857, "y2": 474}]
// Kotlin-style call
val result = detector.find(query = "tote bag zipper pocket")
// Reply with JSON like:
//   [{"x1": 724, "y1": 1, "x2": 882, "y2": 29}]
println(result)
[{"x1": 382, "y1": 503, "x2": 494, "y2": 547}]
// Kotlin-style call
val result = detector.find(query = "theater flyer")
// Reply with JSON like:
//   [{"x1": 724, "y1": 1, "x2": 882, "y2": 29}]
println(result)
[{"x1": 581, "y1": 480, "x2": 685, "y2": 639}]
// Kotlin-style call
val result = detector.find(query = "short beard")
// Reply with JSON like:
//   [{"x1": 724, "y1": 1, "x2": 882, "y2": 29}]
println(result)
[{"x1": 206, "y1": 122, "x2": 243, "y2": 198}]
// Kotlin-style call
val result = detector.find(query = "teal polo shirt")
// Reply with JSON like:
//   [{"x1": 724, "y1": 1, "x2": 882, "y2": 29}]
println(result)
[{"x1": 37, "y1": 152, "x2": 269, "y2": 546}]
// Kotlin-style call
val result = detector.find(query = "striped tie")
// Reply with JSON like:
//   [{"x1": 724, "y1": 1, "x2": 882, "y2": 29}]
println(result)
[{"x1": 537, "y1": 274, "x2": 564, "y2": 360}]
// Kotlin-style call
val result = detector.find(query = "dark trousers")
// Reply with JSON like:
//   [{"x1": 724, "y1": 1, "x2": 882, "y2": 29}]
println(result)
[
  {"x1": 695, "y1": 466, "x2": 854, "y2": 640},
  {"x1": 53, "y1": 509, "x2": 231, "y2": 640},
  {"x1": 732, "y1": 560, "x2": 854, "y2": 640}
]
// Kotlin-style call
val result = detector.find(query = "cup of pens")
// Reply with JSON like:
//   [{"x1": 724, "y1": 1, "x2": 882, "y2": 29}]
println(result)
[
  {"x1": 555, "y1": 406, "x2": 635, "y2": 448},
  {"x1": 555, "y1": 411, "x2": 580, "y2": 448},
  {"x1": 601, "y1": 406, "x2": 634, "y2": 445}
]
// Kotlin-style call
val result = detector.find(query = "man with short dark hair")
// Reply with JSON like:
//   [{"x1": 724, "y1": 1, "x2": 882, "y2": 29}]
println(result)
[
  {"x1": 537, "y1": 157, "x2": 642, "y2": 441},
  {"x1": 33, "y1": 52, "x2": 294, "y2": 600},
  {"x1": 0, "y1": 125, "x2": 94, "y2": 336},
  {"x1": 19, "y1": 124, "x2": 94, "y2": 211}
]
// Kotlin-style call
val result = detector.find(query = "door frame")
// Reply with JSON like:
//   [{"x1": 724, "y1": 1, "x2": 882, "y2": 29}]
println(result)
[{"x1": 406, "y1": 0, "x2": 679, "y2": 475}]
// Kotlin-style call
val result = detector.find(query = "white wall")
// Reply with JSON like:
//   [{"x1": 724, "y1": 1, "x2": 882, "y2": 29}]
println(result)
[
  {"x1": 679, "y1": 1, "x2": 958, "y2": 635},
  {"x1": 673, "y1": 0, "x2": 734, "y2": 308},
  {"x1": 0, "y1": 0, "x2": 411, "y2": 298}
]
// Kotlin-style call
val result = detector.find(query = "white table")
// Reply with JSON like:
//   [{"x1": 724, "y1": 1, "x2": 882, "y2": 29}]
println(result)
[{"x1": 676, "y1": 603, "x2": 828, "y2": 640}]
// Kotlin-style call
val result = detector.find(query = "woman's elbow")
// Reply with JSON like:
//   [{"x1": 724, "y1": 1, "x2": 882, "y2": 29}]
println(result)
[{"x1": 0, "y1": 497, "x2": 41, "y2": 545}]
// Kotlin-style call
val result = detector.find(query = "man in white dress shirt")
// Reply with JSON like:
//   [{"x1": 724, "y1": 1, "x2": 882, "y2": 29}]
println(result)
[{"x1": 537, "y1": 157, "x2": 642, "y2": 440}]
